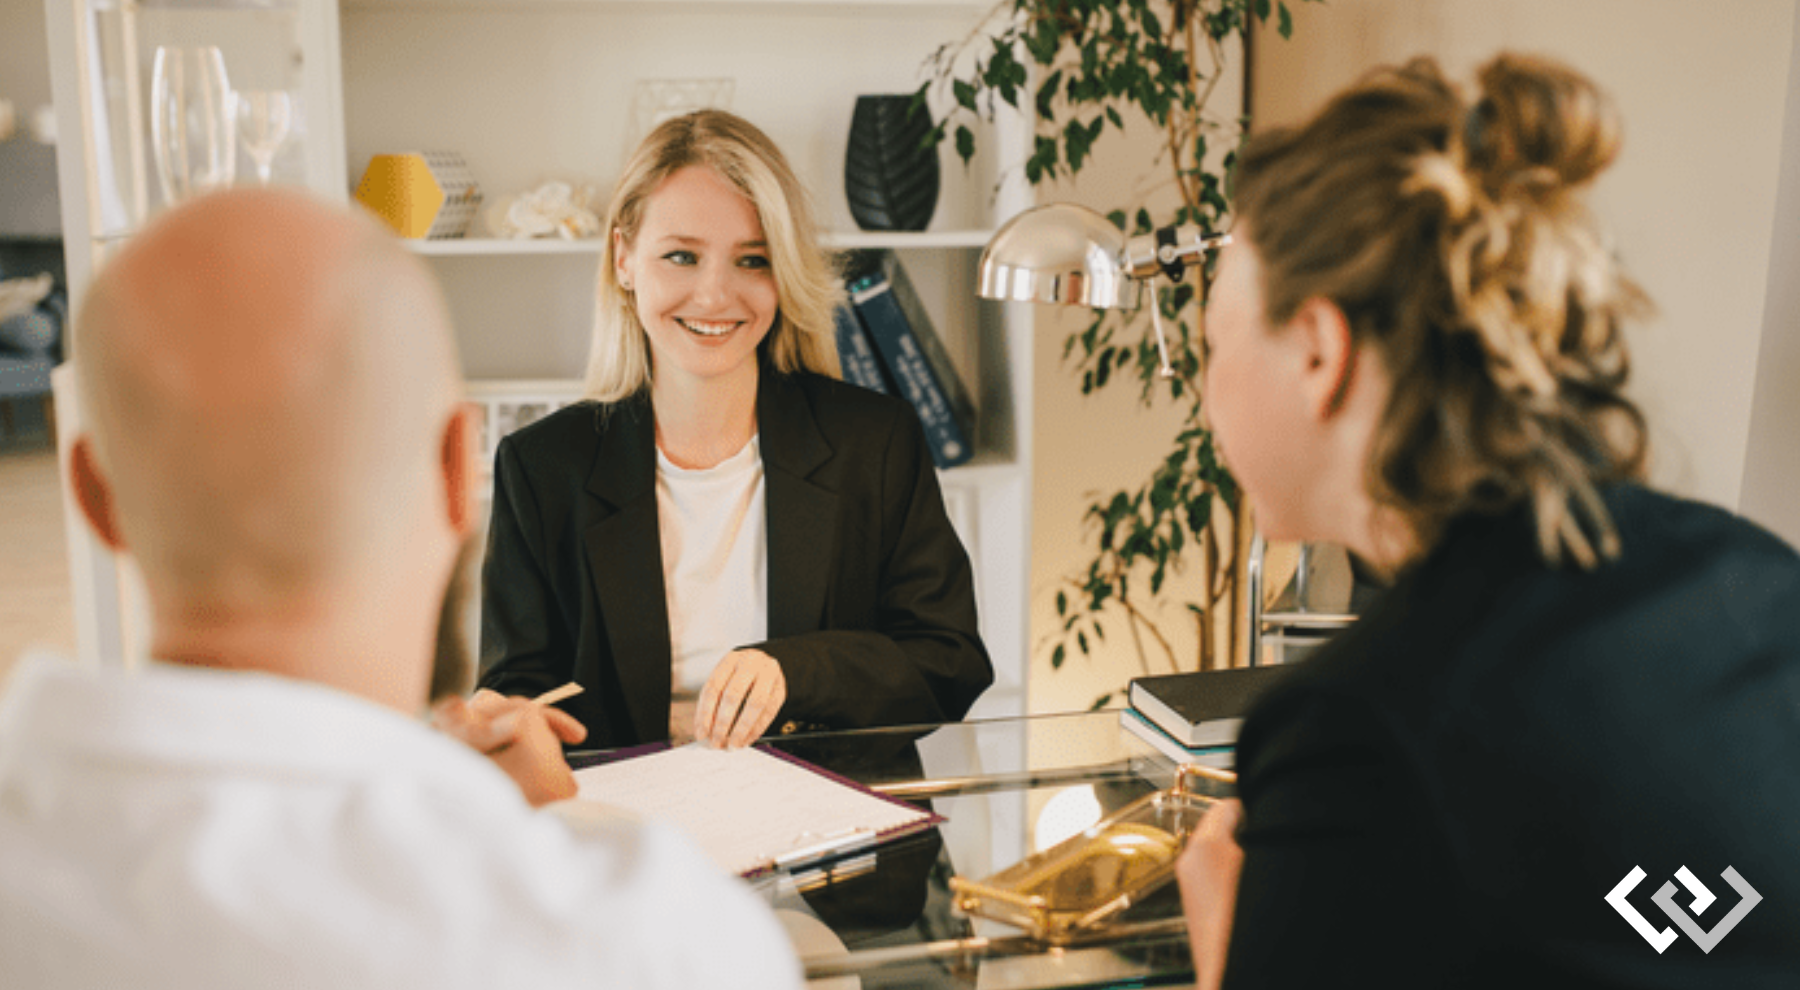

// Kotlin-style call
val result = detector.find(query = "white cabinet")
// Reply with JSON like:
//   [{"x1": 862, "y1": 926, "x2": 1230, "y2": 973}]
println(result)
[{"x1": 49, "y1": 0, "x2": 1032, "y2": 719}]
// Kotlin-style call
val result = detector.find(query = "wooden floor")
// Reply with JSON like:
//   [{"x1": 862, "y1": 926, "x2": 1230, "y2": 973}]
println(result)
[{"x1": 0, "y1": 424, "x2": 75, "y2": 687}]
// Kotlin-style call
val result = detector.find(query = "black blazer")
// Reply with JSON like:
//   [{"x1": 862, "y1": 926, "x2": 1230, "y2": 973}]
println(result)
[
  {"x1": 1222, "y1": 485, "x2": 1800, "y2": 988},
  {"x1": 477, "y1": 370, "x2": 993, "y2": 748}
]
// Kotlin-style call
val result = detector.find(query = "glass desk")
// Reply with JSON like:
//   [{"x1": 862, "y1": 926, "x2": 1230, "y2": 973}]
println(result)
[{"x1": 729, "y1": 710, "x2": 1232, "y2": 988}]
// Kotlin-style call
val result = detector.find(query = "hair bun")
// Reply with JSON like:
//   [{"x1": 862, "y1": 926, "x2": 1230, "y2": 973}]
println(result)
[{"x1": 1469, "y1": 53, "x2": 1621, "y2": 192}]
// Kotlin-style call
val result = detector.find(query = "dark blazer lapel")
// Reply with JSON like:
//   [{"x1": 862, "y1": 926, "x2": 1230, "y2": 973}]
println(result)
[
  {"x1": 582, "y1": 397, "x2": 672, "y2": 742},
  {"x1": 760, "y1": 373, "x2": 839, "y2": 639}
]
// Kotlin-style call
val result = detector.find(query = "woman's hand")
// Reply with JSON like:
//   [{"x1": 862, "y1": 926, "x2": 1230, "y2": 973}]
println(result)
[
  {"x1": 1177, "y1": 797, "x2": 1246, "y2": 990},
  {"x1": 433, "y1": 689, "x2": 588, "y2": 806},
  {"x1": 695, "y1": 648, "x2": 787, "y2": 749}
]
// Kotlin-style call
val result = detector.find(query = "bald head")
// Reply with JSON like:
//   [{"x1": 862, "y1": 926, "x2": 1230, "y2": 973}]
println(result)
[{"x1": 73, "y1": 189, "x2": 464, "y2": 625}]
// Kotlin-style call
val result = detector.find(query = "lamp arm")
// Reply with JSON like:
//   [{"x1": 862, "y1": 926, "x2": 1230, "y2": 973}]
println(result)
[{"x1": 1124, "y1": 225, "x2": 1233, "y2": 281}]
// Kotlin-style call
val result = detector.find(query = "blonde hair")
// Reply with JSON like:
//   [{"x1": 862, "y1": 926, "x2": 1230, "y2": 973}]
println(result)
[
  {"x1": 1232, "y1": 53, "x2": 1650, "y2": 568},
  {"x1": 585, "y1": 109, "x2": 842, "y2": 401}
]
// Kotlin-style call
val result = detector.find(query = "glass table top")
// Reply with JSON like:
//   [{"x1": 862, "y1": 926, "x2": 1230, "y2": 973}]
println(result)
[{"x1": 740, "y1": 710, "x2": 1236, "y2": 989}]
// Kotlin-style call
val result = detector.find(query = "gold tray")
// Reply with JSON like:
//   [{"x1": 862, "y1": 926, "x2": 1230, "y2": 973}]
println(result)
[{"x1": 950, "y1": 766, "x2": 1232, "y2": 944}]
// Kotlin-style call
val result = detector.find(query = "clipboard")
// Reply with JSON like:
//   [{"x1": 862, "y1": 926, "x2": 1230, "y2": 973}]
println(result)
[{"x1": 565, "y1": 742, "x2": 943, "y2": 878}]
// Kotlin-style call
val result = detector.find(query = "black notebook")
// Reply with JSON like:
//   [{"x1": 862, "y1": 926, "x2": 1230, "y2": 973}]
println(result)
[{"x1": 1127, "y1": 665, "x2": 1295, "y2": 748}]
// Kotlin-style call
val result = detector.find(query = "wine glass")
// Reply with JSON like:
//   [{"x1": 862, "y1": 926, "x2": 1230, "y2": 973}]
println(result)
[
  {"x1": 234, "y1": 89, "x2": 293, "y2": 187},
  {"x1": 150, "y1": 46, "x2": 236, "y2": 205}
]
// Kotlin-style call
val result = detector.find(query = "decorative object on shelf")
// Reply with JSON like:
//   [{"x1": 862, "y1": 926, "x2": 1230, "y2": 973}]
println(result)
[
  {"x1": 625, "y1": 78, "x2": 734, "y2": 161},
  {"x1": 232, "y1": 89, "x2": 293, "y2": 187},
  {"x1": 486, "y1": 180, "x2": 604, "y2": 241},
  {"x1": 150, "y1": 46, "x2": 236, "y2": 206},
  {"x1": 922, "y1": 0, "x2": 1318, "y2": 695},
  {"x1": 354, "y1": 151, "x2": 482, "y2": 240},
  {"x1": 843, "y1": 94, "x2": 940, "y2": 232}
]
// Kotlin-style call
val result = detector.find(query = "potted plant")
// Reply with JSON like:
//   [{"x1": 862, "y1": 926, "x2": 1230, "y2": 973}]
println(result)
[{"x1": 918, "y1": 0, "x2": 1315, "y2": 702}]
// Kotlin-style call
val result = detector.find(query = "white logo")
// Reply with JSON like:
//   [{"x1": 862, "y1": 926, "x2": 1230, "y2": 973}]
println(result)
[{"x1": 1606, "y1": 865, "x2": 1762, "y2": 954}]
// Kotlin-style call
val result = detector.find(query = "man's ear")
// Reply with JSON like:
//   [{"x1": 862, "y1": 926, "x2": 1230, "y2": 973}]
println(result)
[
  {"x1": 1290, "y1": 296, "x2": 1358, "y2": 420},
  {"x1": 440, "y1": 402, "x2": 477, "y2": 539},
  {"x1": 69, "y1": 435, "x2": 127, "y2": 552}
]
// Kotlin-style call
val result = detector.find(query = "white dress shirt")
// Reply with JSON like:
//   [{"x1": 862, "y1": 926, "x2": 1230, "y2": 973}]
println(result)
[{"x1": 0, "y1": 653, "x2": 803, "y2": 990}]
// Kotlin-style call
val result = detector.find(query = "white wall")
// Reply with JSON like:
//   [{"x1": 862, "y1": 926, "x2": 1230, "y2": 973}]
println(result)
[
  {"x1": 1253, "y1": 0, "x2": 1798, "y2": 514},
  {"x1": 0, "y1": 0, "x2": 61, "y2": 235},
  {"x1": 1740, "y1": 8, "x2": 1800, "y2": 547}
]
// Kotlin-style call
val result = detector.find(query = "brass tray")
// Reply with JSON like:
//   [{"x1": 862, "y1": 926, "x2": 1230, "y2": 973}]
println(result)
[{"x1": 950, "y1": 766, "x2": 1232, "y2": 944}]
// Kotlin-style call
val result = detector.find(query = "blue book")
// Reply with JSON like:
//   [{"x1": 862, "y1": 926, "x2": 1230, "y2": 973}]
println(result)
[
  {"x1": 1119, "y1": 708, "x2": 1236, "y2": 770},
  {"x1": 846, "y1": 253, "x2": 976, "y2": 469},
  {"x1": 832, "y1": 303, "x2": 891, "y2": 395}
]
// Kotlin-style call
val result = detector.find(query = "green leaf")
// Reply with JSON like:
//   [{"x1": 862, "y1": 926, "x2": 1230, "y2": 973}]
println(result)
[
  {"x1": 952, "y1": 78, "x2": 977, "y2": 112},
  {"x1": 1052, "y1": 643, "x2": 1067, "y2": 669},
  {"x1": 1089, "y1": 693, "x2": 1114, "y2": 712},
  {"x1": 1026, "y1": 134, "x2": 1058, "y2": 185},
  {"x1": 955, "y1": 124, "x2": 976, "y2": 163},
  {"x1": 1077, "y1": 630, "x2": 1090, "y2": 655},
  {"x1": 1056, "y1": 589, "x2": 1068, "y2": 616},
  {"x1": 1036, "y1": 69, "x2": 1064, "y2": 119},
  {"x1": 908, "y1": 82, "x2": 931, "y2": 119},
  {"x1": 1254, "y1": 0, "x2": 1272, "y2": 20},
  {"x1": 1064, "y1": 117, "x2": 1096, "y2": 172},
  {"x1": 1278, "y1": 2, "x2": 1294, "y2": 38},
  {"x1": 1186, "y1": 492, "x2": 1214, "y2": 535},
  {"x1": 1027, "y1": 16, "x2": 1062, "y2": 64},
  {"x1": 1106, "y1": 209, "x2": 1128, "y2": 231}
]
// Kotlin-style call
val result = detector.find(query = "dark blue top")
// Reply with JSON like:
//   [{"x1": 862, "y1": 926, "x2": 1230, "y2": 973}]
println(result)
[{"x1": 1226, "y1": 484, "x2": 1800, "y2": 988}]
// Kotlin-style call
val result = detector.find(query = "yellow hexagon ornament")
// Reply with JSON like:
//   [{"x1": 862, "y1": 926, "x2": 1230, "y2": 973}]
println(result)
[{"x1": 355, "y1": 152, "x2": 481, "y2": 239}]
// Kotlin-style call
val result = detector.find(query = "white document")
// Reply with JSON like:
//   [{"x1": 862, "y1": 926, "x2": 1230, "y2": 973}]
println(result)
[{"x1": 568, "y1": 744, "x2": 933, "y2": 877}]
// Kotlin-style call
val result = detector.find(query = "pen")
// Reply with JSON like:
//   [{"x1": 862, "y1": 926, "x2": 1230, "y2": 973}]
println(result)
[{"x1": 532, "y1": 682, "x2": 583, "y2": 706}]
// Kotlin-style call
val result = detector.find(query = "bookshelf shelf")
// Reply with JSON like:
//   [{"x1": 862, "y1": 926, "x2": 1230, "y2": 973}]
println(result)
[{"x1": 405, "y1": 229, "x2": 999, "y2": 257}]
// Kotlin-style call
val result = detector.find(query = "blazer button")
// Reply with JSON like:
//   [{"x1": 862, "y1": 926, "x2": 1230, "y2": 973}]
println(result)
[{"x1": 779, "y1": 721, "x2": 800, "y2": 735}]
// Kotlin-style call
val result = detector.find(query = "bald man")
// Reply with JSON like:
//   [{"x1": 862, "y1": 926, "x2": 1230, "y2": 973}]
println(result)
[{"x1": 0, "y1": 190, "x2": 802, "y2": 989}]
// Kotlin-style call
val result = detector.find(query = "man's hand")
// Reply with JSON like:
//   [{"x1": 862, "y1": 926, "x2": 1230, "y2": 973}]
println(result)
[
  {"x1": 1176, "y1": 797, "x2": 1245, "y2": 990},
  {"x1": 694, "y1": 648, "x2": 787, "y2": 749},
  {"x1": 433, "y1": 689, "x2": 588, "y2": 806}
]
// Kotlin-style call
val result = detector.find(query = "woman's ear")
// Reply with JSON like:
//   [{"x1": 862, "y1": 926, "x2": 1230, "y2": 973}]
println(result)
[
  {"x1": 612, "y1": 228, "x2": 633, "y2": 290},
  {"x1": 1290, "y1": 296, "x2": 1358, "y2": 420}
]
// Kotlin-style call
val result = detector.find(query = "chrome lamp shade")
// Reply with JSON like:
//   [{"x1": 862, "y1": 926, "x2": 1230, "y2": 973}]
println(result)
[
  {"x1": 978, "y1": 202, "x2": 1231, "y2": 378},
  {"x1": 976, "y1": 204, "x2": 1143, "y2": 310}
]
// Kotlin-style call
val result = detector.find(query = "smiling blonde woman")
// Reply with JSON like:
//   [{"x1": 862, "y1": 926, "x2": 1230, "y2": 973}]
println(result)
[{"x1": 475, "y1": 110, "x2": 993, "y2": 752}]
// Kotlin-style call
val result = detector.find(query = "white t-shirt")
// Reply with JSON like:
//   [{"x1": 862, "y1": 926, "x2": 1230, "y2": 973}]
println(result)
[
  {"x1": 0, "y1": 653, "x2": 803, "y2": 990},
  {"x1": 656, "y1": 434, "x2": 769, "y2": 694}
]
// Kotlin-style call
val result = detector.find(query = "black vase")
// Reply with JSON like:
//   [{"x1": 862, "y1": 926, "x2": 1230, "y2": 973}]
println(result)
[{"x1": 844, "y1": 94, "x2": 941, "y2": 232}]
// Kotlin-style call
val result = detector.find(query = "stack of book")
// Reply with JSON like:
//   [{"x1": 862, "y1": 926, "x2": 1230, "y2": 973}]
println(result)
[
  {"x1": 1120, "y1": 665, "x2": 1295, "y2": 770},
  {"x1": 832, "y1": 250, "x2": 976, "y2": 470}
]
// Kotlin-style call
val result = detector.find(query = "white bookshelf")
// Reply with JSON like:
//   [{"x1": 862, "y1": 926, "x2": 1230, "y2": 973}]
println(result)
[{"x1": 48, "y1": 0, "x2": 1034, "y2": 729}]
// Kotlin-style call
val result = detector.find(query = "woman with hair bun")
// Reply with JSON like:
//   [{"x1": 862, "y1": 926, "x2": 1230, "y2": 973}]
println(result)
[
  {"x1": 1176, "y1": 54, "x2": 1800, "y2": 987},
  {"x1": 476, "y1": 110, "x2": 991, "y2": 750}
]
